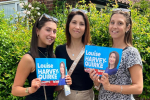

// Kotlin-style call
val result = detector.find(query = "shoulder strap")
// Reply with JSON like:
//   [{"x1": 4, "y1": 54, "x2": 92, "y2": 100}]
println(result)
[
  {"x1": 26, "y1": 51, "x2": 35, "y2": 61},
  {"x1": 68, "y1": 47, "x2": 85, "y2": 76}
]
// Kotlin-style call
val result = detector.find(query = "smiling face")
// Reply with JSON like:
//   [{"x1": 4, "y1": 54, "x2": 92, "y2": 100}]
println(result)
[
  {"x1": 109, "y1": 53, "x2": 116, "y2": 66},
  {"x1": 60, "y1": 63, "x2": 65, "y2": 75},
  {"x1": 69, "y1": 15, "x2": 85, "y2": 39},
  {"x1": 109, "y1": 14, "x2": 130, "y2": 41},
  {"x1": 37, "y1": 21, "x2": 57, "y2": 47}
]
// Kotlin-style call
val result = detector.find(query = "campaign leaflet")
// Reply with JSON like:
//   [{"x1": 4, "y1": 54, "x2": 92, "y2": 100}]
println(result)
[
  {"x1": 84, "y1": 45, "x2": 123, "y2": 76},
  {"x1": 35, "y1": 58, "x2": 67, "y2": 86}
]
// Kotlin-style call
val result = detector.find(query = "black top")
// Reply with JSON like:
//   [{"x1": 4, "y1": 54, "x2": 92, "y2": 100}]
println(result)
[
  {"x1": 55, "y1": 44, "x2": 93, "y2": 90},
  {"x1": 25, "y1": 47, "x2": 56, "y2": 100}
]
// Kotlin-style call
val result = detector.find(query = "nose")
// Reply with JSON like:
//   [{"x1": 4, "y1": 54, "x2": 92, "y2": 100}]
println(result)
[
  {"x1": 49, "y1": 31, "x2": 56, "y2": 38},
  {"x1": 112, "y1": 23, "x2": 118, "y2": 28},
  {"x1": 75, "y1": 23, "x2": 80, "y2": 29},
  {"x1": 49, "y1": 30, "x2": 55, "y2": 35}
]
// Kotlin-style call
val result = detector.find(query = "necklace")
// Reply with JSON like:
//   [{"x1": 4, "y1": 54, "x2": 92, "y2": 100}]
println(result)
[
  {"x1": 69, "y1": 45, "x2": 84, "y2": 57},
  {"x1": 38, "y1": 48, "x2": 48, "y2": 100},
  {"x1": 38, "y1": 49, "x2": 48, "y2": 58},
  {"x1": 70, "y1": 51, "x2": 74, "y2": 56}
]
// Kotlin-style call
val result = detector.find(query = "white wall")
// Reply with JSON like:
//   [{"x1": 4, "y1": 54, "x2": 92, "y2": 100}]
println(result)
[{"x1": 0, "y1": 0, "x2": 27, "y2": 18}]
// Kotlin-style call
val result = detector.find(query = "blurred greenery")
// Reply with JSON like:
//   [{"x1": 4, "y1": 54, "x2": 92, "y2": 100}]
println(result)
[{"x1": 0, "y1": 0, "x2": 150, "y2": 99}]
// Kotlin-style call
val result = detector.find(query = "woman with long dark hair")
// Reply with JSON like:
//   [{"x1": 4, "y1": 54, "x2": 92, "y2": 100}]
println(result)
[
  {"x1": 58, "y1": 62, "x2": 67, "y2": 85},
  {"x1": 55, "y1": 9, "x2": 94, "y2": 100},
  {"x1": 11, "y1": 14, "x2": 72, "y2": 100},
  {"x1": 105, "y1": 51, "x2": 119, "y2": 75}
]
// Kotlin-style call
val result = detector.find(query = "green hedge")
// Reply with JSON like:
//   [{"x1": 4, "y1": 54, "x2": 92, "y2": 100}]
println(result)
[
  {"x1": 0, "y1": 10, "x2": 31, "y2": 100},
  {"x1": 0, "y1": 0, "x2": 150, "y2": 99}
]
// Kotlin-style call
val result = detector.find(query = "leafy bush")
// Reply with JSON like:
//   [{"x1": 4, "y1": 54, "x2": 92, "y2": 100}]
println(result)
[
  {"x1": 19, "y1": 0, "x2": 49, "y2": 23},
  {"x1": 0, "y1": 9, "x2": 31, "y2": 100},
  {"x1": 131, "y1": 9, "x2": 150, "y2": 99},
  {"x1": 132, "y1": 0, "x2": 150, "y2": 15},
  {"x1": 0, "y1": 0, "x2": 150, "y2": 99}
]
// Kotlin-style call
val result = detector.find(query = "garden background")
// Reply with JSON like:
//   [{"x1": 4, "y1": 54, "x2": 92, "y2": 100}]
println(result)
[{"x1": 0, "y1": 0, "x2": 150, "y2": 100}]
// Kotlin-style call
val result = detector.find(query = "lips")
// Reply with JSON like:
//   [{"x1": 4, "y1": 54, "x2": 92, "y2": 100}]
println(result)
[
  {"x1": 47, "y1": 37, "x2": 54, "y2": 42},
  {"x1": 75, "y1": 31, "x2": 79, "y2": 33},
  {"x1": 112, "y1": 30, "x2": 118, "y2": 34},
  {"x1": 73, "y1": 30, "x2": 80, "y2": 33},
  {"x1": 110, "y1": 60, "x2": 114, "y2": 63}
]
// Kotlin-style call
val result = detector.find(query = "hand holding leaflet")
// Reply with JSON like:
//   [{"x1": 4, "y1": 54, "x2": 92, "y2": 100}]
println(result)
[
  {"x1": 35, "y1": 58, "x2": 68, "y2": 86},
  {"x1": 84, "y1": 45, "x2": 122, "y2": 76}
]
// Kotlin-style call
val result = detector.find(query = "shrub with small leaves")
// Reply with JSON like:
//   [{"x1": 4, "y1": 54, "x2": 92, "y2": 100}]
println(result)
[
  {"x1": 19, "y1": 0, "x2": 49, "y2": 23},
  {"x1": 0, "y1": 0, "x2": 150, "y2": 99},
  {"x1": 0, "y1": 10, "x2": 31, "y2": 100}
]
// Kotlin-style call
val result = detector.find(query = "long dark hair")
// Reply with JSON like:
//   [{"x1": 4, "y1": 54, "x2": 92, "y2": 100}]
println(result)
[
  {"x1": 108, "y1": 51, "x2": 119, "y2": 68},
  {"x1": 60, "y1": 62, "x2": 66, "y2": 77},
  {"x1": 30, "y1": 17, "x2": 57, "y2": 59},
  {"x1": 110, "y1": 10, "x2": 132, "y2": 46},
  {"x1": 65, "y1": 11, "x2": 91, "y2": 47}
]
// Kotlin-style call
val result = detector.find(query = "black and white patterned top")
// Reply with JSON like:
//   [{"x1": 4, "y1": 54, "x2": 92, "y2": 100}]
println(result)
[{"x1": 98, "y1": 46, "x2": 143, "y2": 100}]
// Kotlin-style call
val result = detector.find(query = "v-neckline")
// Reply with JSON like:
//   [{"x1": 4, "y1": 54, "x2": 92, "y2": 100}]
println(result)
[{"x1": 65, "y1": 45, "x2": 75, "y2": 61}]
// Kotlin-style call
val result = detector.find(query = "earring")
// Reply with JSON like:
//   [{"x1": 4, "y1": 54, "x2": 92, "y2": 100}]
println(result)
[
  {"x1": 126, "y1": 31, "x2": 128, "y2": 34},
  {"x1": 37, "y1": 35, "x2": 39, "y2": 37}
]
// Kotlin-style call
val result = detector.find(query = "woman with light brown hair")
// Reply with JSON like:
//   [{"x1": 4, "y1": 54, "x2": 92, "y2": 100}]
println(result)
[{"x1": 89, "y1": 8, "x2": 143, "y2": 100}]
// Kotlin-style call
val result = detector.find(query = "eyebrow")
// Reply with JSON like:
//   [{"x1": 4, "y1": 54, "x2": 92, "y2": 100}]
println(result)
[
  {"x1": 110, "y1": 19, "x2": 125, "y2": 22},
  {"x1": 73, "y1": 21, "x2": 85, "y2": 25},
  {"x1": 72, "y1": 19, "x2": 84, "y2": 22},
  {"x1": 45, "y1": 27, "x2": 51, "y2": 28},
  {"x1": 45, "y1": 27, "x2": 56, "y2": 30}
]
